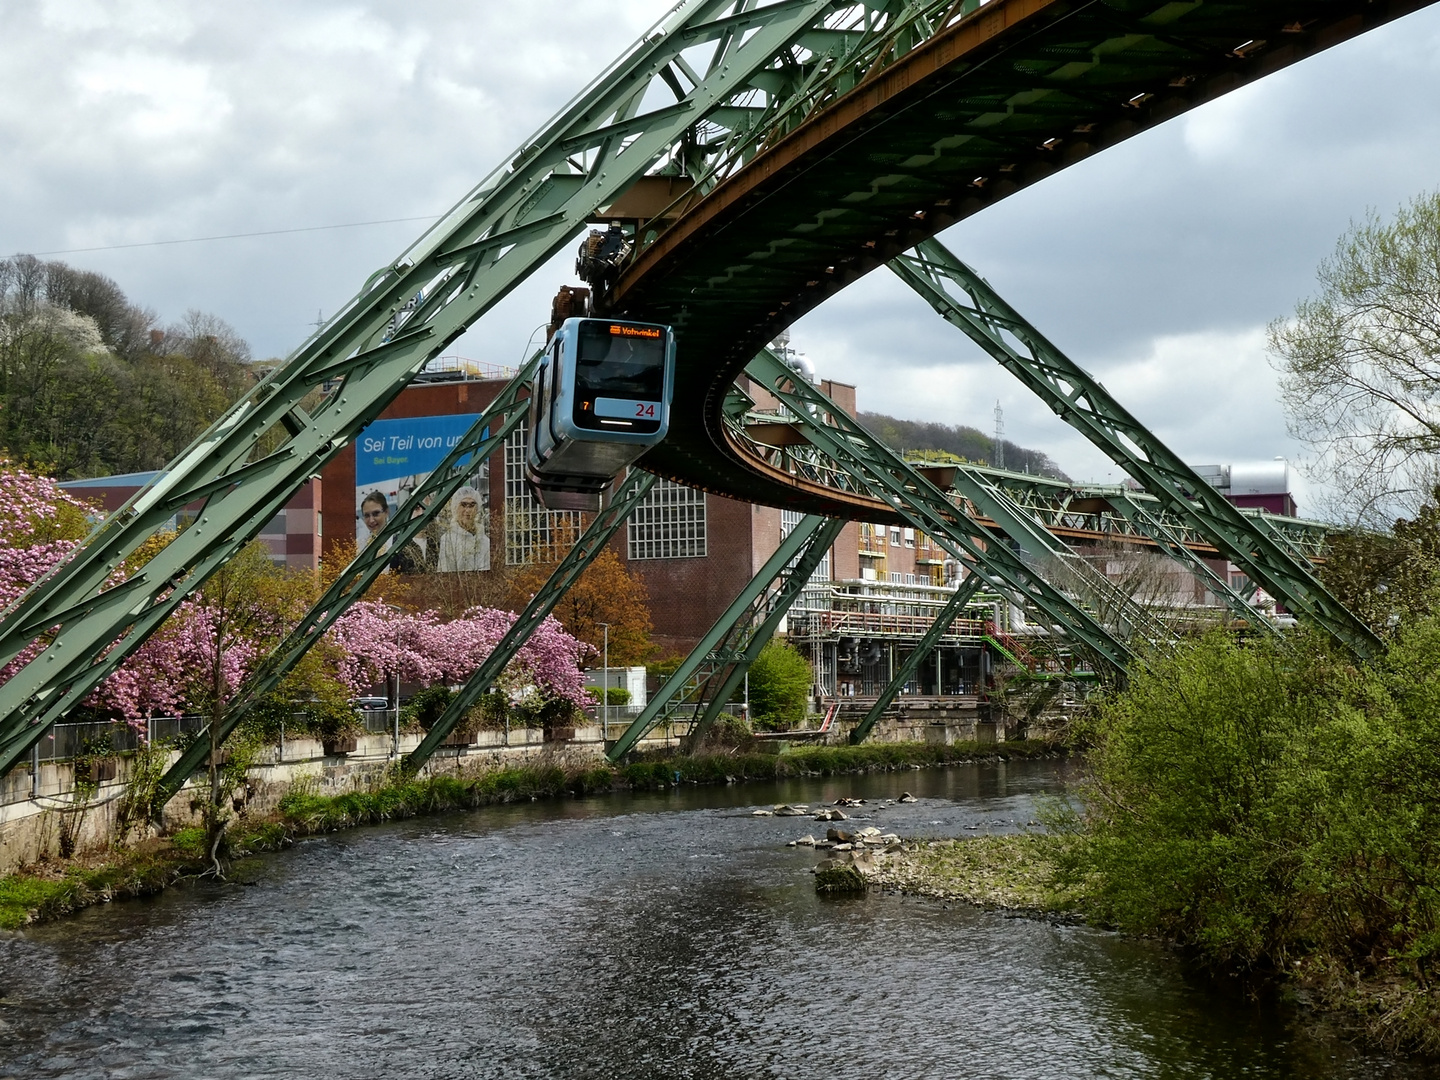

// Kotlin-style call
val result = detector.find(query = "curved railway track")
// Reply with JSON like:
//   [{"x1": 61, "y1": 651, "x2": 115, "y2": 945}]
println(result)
[{"x1": 612, "y1": 0, "x2": 1432, "y2": 519}]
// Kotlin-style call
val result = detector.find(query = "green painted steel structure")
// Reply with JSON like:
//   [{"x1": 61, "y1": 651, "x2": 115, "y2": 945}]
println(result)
[
  {"x1": 887, "y1": 239, "x2": 1379, "y2": 657},
  {"x1": 741, "y1": 347, "x2": 1132, "y2": 671},
  {"x1": 847, "y1": 573, "x2": 985, "y2": 744},
  {"x1": 0, "y1": 0, "x2": 900, "y2": 765},
  {"x1": 0, "y1": 0, "x2": 1421, "y2": 776},
  {"x1": 403, "y1": 469, "x2": 656, "y2": 771},
  {"x1": 139, "y1": 360, "x2": 540, "y2": 802},
  {"x1": 606, "y1": 513, "x2": 843, "y2": 760},
  {"x1": 1099, "y1": 488, "x2": 1280, "y2": 634},
  {"x1": 404, "y1": 468, "x2": 658, "y2": 772},
  {"x1": 683, "y1": 516, "x2": 847, "y2": 748},
  {"x1": 614, "y1": 0, "x2": 1436, "y2": 517}
]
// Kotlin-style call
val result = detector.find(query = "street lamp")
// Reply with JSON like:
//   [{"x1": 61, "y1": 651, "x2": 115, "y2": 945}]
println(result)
[
  {"x1": 597, "y1": 622, "x2": 610, "y2": 740},
  {"x1": 384, "y1": 603, "x2": 405, "y2": 762}
]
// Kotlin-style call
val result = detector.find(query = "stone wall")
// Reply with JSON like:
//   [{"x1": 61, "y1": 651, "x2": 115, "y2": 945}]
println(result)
[{"x1": 0, "y1": 727, "x2": 613, "y2": 876}]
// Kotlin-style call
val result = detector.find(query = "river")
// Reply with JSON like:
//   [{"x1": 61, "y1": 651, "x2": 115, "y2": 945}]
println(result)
[{"x1": 0, "y1": 759, "x2": 1425, "y2": 1078}]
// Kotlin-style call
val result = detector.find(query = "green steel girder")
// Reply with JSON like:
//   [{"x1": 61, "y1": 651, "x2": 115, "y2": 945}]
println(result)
[
  {"x1": 405, "y1": 468, "x2": 658, "y2": 773},
  {"x1": 686, "y1": 515, "x2": 846, "y2": 747},
  {"x1": 4, "y1": 0, "x2": 944, "y2": 749},
  {"x1": 1104, "y1": 490, "x2": 1279, "y2": 635},
  {"x1": 848, "y1": 572, "x2": 984, "y2": 745},
  {"x1": 743, "y1": 348, "x2": 1134, "y2": 672},
  {"x1": 734, "y1": 414, "x2": 1171, "y2": 645},
  {"x1": 143, "y1": 360, "x2": 539, "y2": 804},
  {"x1": 915, "y1": 462, "x2": 1333, "y2": 562},
  {"x1": 888, "y1": 239, "x2": 1381, "y2": 659},
  {"x1": 948, "y1": 463, "x2": 1174, "y2": 648},
  {"x1": 606, "y1": 512, "x2": 840, "y2": 760}
]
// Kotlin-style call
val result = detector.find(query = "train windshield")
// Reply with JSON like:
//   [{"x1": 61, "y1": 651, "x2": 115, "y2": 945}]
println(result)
[{"x1": 574, "y1": 321, "x2": 666, "y2": 401}]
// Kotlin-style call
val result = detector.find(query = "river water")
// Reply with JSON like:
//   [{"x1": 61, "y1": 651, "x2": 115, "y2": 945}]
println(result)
[{"x1": 0, "y1": 759, "x2": 1426, "y2": 1079}]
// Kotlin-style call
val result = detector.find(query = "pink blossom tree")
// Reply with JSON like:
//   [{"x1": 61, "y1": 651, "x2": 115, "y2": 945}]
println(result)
[
  {"x1": 328, "y1": 601, "x2": 594, "y2": 710},
  {"x1": 0, "y1": 459, "x2": 92, "y2": 686},
  {"x1": 1, "y1": 460, "x2": 595, "y2": 738}
]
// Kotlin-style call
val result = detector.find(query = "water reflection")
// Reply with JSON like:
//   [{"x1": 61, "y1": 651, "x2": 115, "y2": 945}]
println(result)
[{"x1": 0, "y1": 760, "x2": 1422, "y2": 1079}]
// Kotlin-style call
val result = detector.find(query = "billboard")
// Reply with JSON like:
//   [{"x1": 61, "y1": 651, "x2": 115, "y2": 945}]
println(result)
[{"x1": 354, "y1": 414, "x2": 491, "y2": 573}]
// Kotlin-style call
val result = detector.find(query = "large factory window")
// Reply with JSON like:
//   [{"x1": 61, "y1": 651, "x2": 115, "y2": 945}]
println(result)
[
  {"x1": 504, "y1": 420, "x2": 583, "y2": 565},
  {"x1": 628, "y1": 479, "x2": 707, "y2": 560},
  {"x1": 780, "y1": 508, "x2": 830, "y2": 587}
]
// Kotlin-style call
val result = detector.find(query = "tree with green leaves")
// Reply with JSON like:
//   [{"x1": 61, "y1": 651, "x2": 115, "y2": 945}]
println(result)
[
  {"x1": 0, "y1": 254, "x2": 255, "y2": 478},
  {"x1": 745, "y1": 638, "x2": 812, "y2": 730},
  {"x1": 1269, "y1": 191, "x2": 1440, "y2": 525}
]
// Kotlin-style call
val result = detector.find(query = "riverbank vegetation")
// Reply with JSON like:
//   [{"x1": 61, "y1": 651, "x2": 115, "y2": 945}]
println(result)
[
  {"x1": 868, "y1": 834, "x2": 1077, "y2": 913},
  {"x1": 1056, "y1": 622, "x2": 1440, "y2": 1054},
  {"x1": 0, "y1": 739, "x2": 1058, "y2": 930}
]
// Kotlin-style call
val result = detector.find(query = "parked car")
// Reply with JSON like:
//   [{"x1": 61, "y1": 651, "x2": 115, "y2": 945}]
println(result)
[{"x1": 350, "y1": 696, "x2": 390, "y2": 712}]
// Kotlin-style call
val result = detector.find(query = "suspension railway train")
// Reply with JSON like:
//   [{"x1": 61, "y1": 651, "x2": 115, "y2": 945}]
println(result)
[{"x1": 526, "y1": 315, "x2": 675, "y2": 511}]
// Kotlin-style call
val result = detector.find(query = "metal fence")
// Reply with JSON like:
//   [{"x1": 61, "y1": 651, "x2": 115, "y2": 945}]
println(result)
[
  {"x1": 358, "y1": 708, "x2": 399, "y2": 734},
  {"x1": 31, "y1": 716, "x2": 214, "y2": 764}
]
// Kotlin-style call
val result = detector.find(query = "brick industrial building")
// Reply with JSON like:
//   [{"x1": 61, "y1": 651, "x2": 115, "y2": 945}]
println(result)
[{"x1": 304, "y1": 358, "x2": 1297, "y2": 706}]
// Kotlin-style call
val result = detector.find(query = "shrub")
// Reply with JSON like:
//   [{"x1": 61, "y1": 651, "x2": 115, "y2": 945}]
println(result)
[
  {"x1": 746, "y1": 638, "x2": 811, "y2": 730},
  {"x1": 1068, "y1": 624, "x2": 1440, "y2": 984}
]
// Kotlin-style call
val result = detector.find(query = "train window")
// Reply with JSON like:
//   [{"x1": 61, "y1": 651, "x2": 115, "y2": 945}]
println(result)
[
  {"x1": 546, "y1": 340, "x2": 562, "y2": 443},
  {"x1": 574, "y1": 321, "x2": 665, "y2": 401}
]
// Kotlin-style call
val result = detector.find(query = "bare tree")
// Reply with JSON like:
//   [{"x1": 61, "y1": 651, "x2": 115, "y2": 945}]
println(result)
[{"x1": 1269, "y1": 191, "x2": 1440, "y2": 525}]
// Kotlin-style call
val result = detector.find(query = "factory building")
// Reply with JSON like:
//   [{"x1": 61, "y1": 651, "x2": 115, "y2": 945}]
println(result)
[{"x1": 301, "y1": 355, "x2": 1302, "y2": 709}]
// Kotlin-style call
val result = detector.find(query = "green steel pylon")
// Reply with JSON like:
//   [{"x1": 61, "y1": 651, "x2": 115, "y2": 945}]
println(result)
[
  {"x1": 949, "y1": 464, "x2": 1175, "y2": 650},
  {"x1": 0, "y1": 0, "x2": 924, "y2": 757},
  {"x1": 606, "y1": 513, "x2": 843, "y2": 760},
  {"x1": 847, "y1": 573, "x2": 984, "y2": 745},
  {"x1": 136, "y1": 360, "x2": 538, "y2": 804},
  {"x1": 888, "y1": 238, "x2": 1381, "y2": 660},
  {"x1": 404, "y1": 468, "x2": 657, "y2": 773},
  {"x1": 1103, "y1": 489, "x2": 1281, "y2": 636},
  {"x1": 741, "y1": 348, "x2": 1134, "y2": 674},
  {"x1": 682, "y1": 516, "x2": 846, "y2": 750}
]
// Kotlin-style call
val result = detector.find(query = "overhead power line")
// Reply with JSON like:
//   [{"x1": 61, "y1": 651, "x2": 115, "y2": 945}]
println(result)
[{"x1": 13, "y1": 215, "x2": 441, "y2": 258}]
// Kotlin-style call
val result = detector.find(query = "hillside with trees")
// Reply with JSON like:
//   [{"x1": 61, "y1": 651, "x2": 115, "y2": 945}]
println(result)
[
  {"x1": 0, "y1": 254, "x2": 255, "y2": 479},
  {"x1": 857, "y1": 410, "x2": 1067, "y2": 478}
]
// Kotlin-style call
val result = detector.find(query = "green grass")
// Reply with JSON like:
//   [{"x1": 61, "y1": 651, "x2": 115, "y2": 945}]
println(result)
[{"x1": 0, "y1": 852, "x2": 188, "y2": 929}]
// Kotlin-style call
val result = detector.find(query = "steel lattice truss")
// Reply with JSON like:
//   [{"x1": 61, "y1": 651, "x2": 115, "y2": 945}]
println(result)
[
  {"x1": 741, "y1": 347, "x2": 1135, "y2": 671},
  {"x1": 0, "y1": 0, "x2": 989, "y2": 765},
  {"x1": 0, "y1": 0, "x2": 1416, "y2": 775},
  {"x1": 889, "y1": 239, "x2": 1380, "y2": 657},
  {"x1": 608, "y1": 514, "x2": 845, "y2": 759}
]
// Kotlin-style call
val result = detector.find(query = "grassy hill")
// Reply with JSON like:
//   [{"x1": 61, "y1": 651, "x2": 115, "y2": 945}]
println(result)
[{"x1": 857, "y1": 411, "x2": 1067, "y2": 479}]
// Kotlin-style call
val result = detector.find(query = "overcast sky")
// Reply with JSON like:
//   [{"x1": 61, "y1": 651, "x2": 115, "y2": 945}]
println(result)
[{"x1": 6, "y1": 0, "x2": 1440, "y2": 516}]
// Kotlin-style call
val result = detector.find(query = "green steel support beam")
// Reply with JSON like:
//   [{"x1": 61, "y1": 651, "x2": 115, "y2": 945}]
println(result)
[
  {"x1": 405, "y1": 468, "x2": 657, "y2": 773},
  {"x1": 141, "y1": 361, "x2": 538, "y2": 804},
  {"x1": 950, "y1": 464, "x2": 1174, "y2": 650},
  {"x1": 686, "y1": 516, "x2": 846, "y2": 747},
  {"x1": 0, "y1": 0, "x2": 884, "y2": 751},
  {"x1": 1106, "y1": 490, "x2": 1280, "y2": 636},
  {"x1": 743, "y1": 348, "x2": 1134, "y2": 674},
  {"x1": 888, "y1": 239, "x2": 1381, "y2": 660},
  {"x1": 606, "y1": 513, "x2": 836, "y2": 761},
  {"x1": 848, "y1": 573, "x2": 984, "y2": 745}
]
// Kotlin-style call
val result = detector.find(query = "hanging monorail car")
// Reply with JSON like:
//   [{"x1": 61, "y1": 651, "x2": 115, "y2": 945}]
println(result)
[{"x1": 526, "y1": 317, "x2": 676, "y2": 511}]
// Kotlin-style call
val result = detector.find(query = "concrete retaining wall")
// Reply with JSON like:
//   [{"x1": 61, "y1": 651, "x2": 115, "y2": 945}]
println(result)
[{"x1": 0, "y1": 727, "x2": 613, "y2": 876}]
